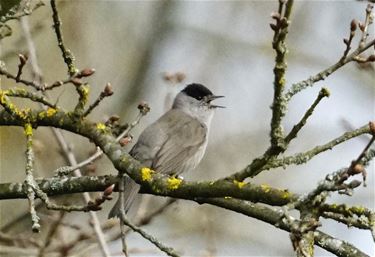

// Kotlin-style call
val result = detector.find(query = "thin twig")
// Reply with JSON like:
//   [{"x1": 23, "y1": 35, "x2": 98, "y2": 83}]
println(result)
[
  {"x1": 4, "y1": 87, "x2": 56, "y2": 108},
  {"x1": 24, "y1": 123, "x2": 41, "y2": 233},
  {"x1": 285, "y1": 3, "x2": 374, "y2": 101},
  {"x1": 118, "y1": 175, "x2": 128, "y2": 256},
  {"x1": 15, "y1": 54, "x2": 28, "y2": 81},
  {"x1": 284, "y1": 87, "x2": 330, "y2": 144},
  {"x1": 321, "y1": 211, "x2": 372, "y2": 230},
  {"x1": 225, "y1": 123, "x2": 370, "y2": 181},
  {"x1": 0, "y1": 65, "x2": 85, "y2": 91},
  {"x1": 0, "y1": 67, "x2": 42, "y2": 90},
  {"x1": 50, "y1": 0, "x2": 77, "y2": 76},
  {"x1": 83, "y1": 83, "x2": 113, "y2": 117},
  {"x1": 37, "y1": 212, "x2": 65, "y2": 257},
  {"x1": 265, "y1": 123, "x2": 371, "y2": 169},
  {"x1": 72, "y1": 199, "x2": 177, "y2": 256},
  {"x1": 294, "y1": 136, "x2": 375, "y2": 210},
  {"x1": 269, "y1": 0, "x2": 294, "y2": 150},
  {"x1": 359, "y1": 4, "x2": 374, "y2": 49},
  {"x1": 120, "y1": 210, "x2": 180, "y2": 257},
  {"x1": 341, "y1": 19, "x2": 357, "y2": 60},
  {"x1": 285, "y1": 38, "x2": 375, "y2": 101}
]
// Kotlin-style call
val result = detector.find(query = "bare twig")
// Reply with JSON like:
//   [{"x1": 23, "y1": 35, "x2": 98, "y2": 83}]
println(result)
[
  {"x1": 321, "y1": 211, "x2": 372, "y2": 230},
  {"x1": 24, "y1": 123, "x2": 41, "y2": 233},
  {"x1": 341, "y1": 19, "x2": 358, "y2": 60},
  {"x1": 290, "y1": 131, "x2": 375, "y2": 228},
  {"x1": 285, "y1": 38, "x2": 375, "y2": 101},
  {"x1": 284, "y1": 87, "x2": 330, "y2": 144},
  {"x1": 118, "y1": 175, "x2": 129, "y2": 256},
  {"x1": 359, "y1": 4, "x2": 374, "y2": 49},
  {"x1": 50, "y1": 0, "x2": 77, "y2": 76},
  {"x1": 37, "y1": 212, "x2": 65, "y2": 257},
  {"x1": 226, "y1": 123, "x2": 370, "y2": 181},
  {"x1": 0, "y1": 65, "x2": 91, "y2": 91},
  {"x1": 265, "y1": 123, "x2": 371, "y2": 169},
  {"x1": 15, "y1": 53, "x2": 28, "y2": 81},
  {"x1": 269, "y1": 0, "x2": 294, "y2": 151},
  {"x1": 120, "y1": 209, "x2": 180, "y2": 257},
  {"x1": 0, "y1": 67, "x2": 42, "y2": 90},
  {"x1": 4, "y1": 87, "x2": 56, "y2": 108},
  {"x1": 72, "y1": 199, "x2": 177, "y2": 256},
  {"x1": 285, "y1": 4, "x2": 374, "y2": 100},
  {"x1": 83, "y1": 82, "x2": 113, "y2": 117}
]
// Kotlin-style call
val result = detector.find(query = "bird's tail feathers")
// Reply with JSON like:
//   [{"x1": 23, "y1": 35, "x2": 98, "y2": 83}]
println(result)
[{"x1": 108, "y1": 176, "x2": 140, "y2": 219}]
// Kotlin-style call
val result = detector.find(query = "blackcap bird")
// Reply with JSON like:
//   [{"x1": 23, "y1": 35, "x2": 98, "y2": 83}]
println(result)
[{"x1": 108, "y1": 83, "x2": 223, "y2": 218}]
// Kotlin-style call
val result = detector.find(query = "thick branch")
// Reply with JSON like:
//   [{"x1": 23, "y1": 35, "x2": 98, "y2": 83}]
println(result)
[
  {"x1": 200, "y1": 198, "x2": 369, "y2": 257},
  {"x1": 0, "y1": 174, "x2": 296, "y2": 206}
]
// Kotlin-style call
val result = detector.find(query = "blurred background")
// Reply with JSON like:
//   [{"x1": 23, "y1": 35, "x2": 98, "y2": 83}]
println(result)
[{"x1": 0, "y1": 0, "x2": 374, "y2": 256}]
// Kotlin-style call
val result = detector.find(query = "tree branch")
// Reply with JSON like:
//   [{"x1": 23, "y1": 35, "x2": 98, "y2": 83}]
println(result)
[
  {"x1": 199, "y1": 198, "x2": 370, "y2": 257},
  {"x1": 50, "y1": 0, "x2": 77, "y2": 76},
  {"x1": 269, "y1": 0, "x2": 294, "y2": 150}
]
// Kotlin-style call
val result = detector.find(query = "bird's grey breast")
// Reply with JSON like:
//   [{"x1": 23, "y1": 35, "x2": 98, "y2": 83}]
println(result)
[{"x1": 129, "y1": 109, "x2": 208, "y2": 175}]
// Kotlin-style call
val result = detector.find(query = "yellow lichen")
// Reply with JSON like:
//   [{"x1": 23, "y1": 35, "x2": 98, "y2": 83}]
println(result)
[
  {"x1": 141, "y1": 167, "x2": 154, "y2": 182},
  {"x1": 279, "y1": 77, "x2": 286, "y2": 86},
  {"x1": 0, "y1": 91, "x2": 6, "y2": 104},
  {"x1": 46, "y1": 108, "x2": 57, "y2": 117},
  {"x1": 80, "y1": 85, "x2": 90, "y2": 104},
  {"x1": 18, "y1": 108, "x2": 31, "y2": 120},
  {"x1": 261, "y1": 184, "x2": 271, "y2": 193},
  {"x1": 351, "y1": 206, "x2": 365, "y2": 214},
  {"x1": 96, "y1": 123, "x2": 107, "y2": 131},
  {"x1": 282, "y1": 191, "x2": 290, "y2": 199},
  {"x1": 38, "y1": 111, "x2": 46, "y2": 119},
  {"x1": 167, "y1": 177, "x2": 182, "y2": 190},
  {"x1": 7, "y1": 102, "x2": 15, "y2": 111},
  {"x1": 81, "y1": 85, "x2": 90, "y2": 96},
  {"x1": 233, "y1": 179, "x2": 246, "y2": 189},
  {"x1": 24, "y1": 123, "x2": 33, "y2": 136}
]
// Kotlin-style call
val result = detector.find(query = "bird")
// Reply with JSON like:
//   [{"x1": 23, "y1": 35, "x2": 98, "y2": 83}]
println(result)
[{"x1": 108, "y1": 83, "x2": 224, "y2": 218}]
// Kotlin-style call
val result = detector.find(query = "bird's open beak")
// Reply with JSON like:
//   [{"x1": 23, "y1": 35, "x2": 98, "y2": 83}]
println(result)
[{"x1": 208, "y1": 95, "x2": 225, "y2": 109}]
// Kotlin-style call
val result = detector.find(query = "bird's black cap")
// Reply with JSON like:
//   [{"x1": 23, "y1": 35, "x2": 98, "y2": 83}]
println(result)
[{"x1": 182, "y1": 83, "x2": 213, "y2": 100}]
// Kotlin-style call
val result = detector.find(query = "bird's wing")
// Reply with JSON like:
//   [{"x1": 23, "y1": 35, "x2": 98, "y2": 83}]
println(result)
[
  {"x1": 129, "y1": 122, "x2": 165, "y2": 168},
  {"x1": 151, "y1": 110, "x2": 207, "y2": 175}
]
